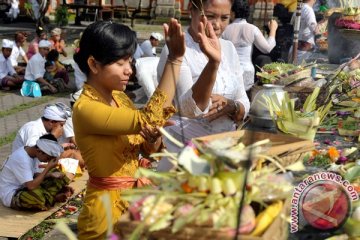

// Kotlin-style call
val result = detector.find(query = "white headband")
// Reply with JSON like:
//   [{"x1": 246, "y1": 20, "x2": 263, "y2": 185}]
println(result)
[
  {"x1": 36, "y1": 138, "x2": 64, "y2": 157},
  {"x1": 43, "y1": 103, "x2": 71, "y2": 121}
]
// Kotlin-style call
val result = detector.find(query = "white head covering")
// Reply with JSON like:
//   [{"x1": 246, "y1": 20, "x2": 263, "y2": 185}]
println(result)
[
  {"x1": 151, "y1": 32, "x2": 163, "y2": 41},
  {"x1": 36, "y1": 138, "x2": 64, "y2": 157},
  {"x1": 51, "y1": 28, "x2": 62, "y2": 36},
  {"x1": 38, "y1": 40, "x2": 52, "y2": 48},
  {"x1": 2, "y1": 39, "x2": 14, "y2": 49},
  {"x1": 43, "y1": 102, "x2": 71, "y2": 121}
]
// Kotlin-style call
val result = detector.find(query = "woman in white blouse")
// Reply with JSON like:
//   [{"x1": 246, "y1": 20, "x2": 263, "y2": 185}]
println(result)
[
  {"x1": 222, "y1": 0, "x2": 278, "y2": 91},
  {"x1": 157, "y1": 0, "x2": 250, "y2": 171}
]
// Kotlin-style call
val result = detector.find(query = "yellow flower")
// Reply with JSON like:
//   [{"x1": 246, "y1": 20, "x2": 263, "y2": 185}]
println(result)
[{"x1": 328, "y1": 147, "x2": 339, "y2": 161}]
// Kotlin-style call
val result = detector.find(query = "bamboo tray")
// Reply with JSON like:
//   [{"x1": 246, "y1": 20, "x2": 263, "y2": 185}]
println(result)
[
  {"x1": 196, "y1": 130, "x2": 314, "y2": 167},
  {"x1": 115, "y1": 200, "x2": 290, "y2": 240}
]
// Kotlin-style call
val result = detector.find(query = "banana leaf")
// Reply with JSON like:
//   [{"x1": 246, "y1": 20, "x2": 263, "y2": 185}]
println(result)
[{"x1": 303, "y1": 87, "x2": 320, "y2": 113}]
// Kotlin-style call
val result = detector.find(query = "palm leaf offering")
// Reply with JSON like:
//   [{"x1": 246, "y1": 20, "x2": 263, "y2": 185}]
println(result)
[
  {"x1": 263, "y1": 87, "x2": 332, "y2": 140},
  {"x1": 118, "y1": 134, "x2": 294, "y2": 239},
  {"x1": 256, "y1": 62, "x2": 315, "y2": 86}
]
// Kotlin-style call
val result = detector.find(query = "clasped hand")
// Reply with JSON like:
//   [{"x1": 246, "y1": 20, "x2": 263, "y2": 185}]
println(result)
[{"x1": 203, "y1": 94, "x2": 234, "y2": 122}]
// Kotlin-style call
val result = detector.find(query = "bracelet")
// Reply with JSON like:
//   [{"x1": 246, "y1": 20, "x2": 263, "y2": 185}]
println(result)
[{"x1": 167, "y1": 58, "x2": 182, "y2": 66}]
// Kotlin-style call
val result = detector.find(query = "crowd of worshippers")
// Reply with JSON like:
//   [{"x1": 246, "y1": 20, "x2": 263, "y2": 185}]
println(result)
[
  {"x1": 0, "y1": 27, "x2": 71, "y2": 93},
  {"x1": 0, "y1": 100, "x2": 85, "y2": 211}
]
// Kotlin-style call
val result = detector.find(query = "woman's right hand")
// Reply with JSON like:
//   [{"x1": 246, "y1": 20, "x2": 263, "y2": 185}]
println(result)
[
  {"x1": 197, "y1": 16, "x2": 221, "y2": 64},
  {"x1": 268, "y1": 19, "x2": 278, "y2": 32},
  {"x1": 164, "y1": 18, "x2": 185, "y2": 60}
]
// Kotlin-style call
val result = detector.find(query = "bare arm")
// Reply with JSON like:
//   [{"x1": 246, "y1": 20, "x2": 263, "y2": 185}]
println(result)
[
  {"x1": 25, "y1": 159, "x2": 58, "y2": 190},
  {"x1": 191, "y1": 17, "x2": 221, "y2": 111},
  {"x1": 156, "y1": 18, "x2": 186, "y2": 108}
]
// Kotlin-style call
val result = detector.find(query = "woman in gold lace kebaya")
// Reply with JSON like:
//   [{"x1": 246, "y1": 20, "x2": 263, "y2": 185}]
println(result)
[{"x1": 72, "y1": 19, "x2": 186, "y2": 239}]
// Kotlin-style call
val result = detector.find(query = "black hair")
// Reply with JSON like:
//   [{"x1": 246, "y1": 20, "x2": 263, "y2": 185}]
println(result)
[
  {"x1": 39, "y1": 133, "x2": 58, "y2": 142},
  {"x1": 190, "y1": 0, "x2": 234, "y2": 11},
  {"x1": 45, "y1": 60, "x2": 55, "y2": 68},
  {"x1": 36, "y1": 26, "x2": 47, "y2": 38},
  {"x1": 232, "y1": 0, "x2": 250, "y2": 19},
  {"x1": 47, "y1": 49, "x2": 60, "y2": 62},
  {"x1": 73, "y1": 21, "x2": 137, "y2": 76}
]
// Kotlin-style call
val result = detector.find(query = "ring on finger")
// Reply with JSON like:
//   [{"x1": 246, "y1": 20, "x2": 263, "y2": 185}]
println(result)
[{"x1": 217, "y1": 106, "x2": 221, "y2": 112}]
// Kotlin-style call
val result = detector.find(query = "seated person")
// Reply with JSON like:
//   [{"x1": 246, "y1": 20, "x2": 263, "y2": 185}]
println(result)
[
  {"x1": 9, "y1": 32, "x2": 28, "y2": 75},
  {"x1": 43, "y1": 60, "x2": 66, "y2": 93},
  {"x1": 0, "y1": 39, "x2": 24, "y2": 90},
  {"x1": 24, "y1": 40, "x2": 57, "y2": 94},
  {"x1": 140, "y1": 32, "x2": 163, "y2": 57},
  {"x1": 46, "y1": 49, "x2": 69, "y2": 85},
  {"x1": 26, "y1": 27, "x2": 47, "y2": 60},
  {"x1": 49, "y1": 28, "x2": 67, "y2": 58},
  {"x1": 12, "y1": 102, "x2": 84, "y2": 169},
  {"x1": 0, "y1": 134, "x2": 74, "y2": 211}
]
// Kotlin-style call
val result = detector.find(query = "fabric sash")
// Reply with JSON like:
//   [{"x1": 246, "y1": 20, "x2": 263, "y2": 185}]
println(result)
[{"x1": 88, "y1": 176, "x2": 152, "y2": 190}]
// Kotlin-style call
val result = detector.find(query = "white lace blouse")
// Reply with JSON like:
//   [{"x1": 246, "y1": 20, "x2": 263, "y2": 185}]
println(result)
[
  {"x1": 222, "y1": 19, "x2": 276, "y2": 90},
  {"x1": 157, "y1": 29, "x2": 250, "y2": 142}
]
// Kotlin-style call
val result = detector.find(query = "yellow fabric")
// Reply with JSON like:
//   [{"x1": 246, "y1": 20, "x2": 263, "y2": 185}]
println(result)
[{"x1": 73, "y1": 84, "x2": 176, "y2": 240}]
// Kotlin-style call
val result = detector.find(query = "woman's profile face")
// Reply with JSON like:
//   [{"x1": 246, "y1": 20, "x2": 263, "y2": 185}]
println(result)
[
  {"x1": 190, "y1": 0, "x2": 232, "y2": 38},
  {"x1": 94, "y1": 57, "x2": 133, "y2": 92}
]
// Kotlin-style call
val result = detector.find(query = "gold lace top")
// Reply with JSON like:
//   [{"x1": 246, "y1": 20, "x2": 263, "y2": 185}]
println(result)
[{"x1": 72, "y1": 84, "x2": 176, "y2": 178}]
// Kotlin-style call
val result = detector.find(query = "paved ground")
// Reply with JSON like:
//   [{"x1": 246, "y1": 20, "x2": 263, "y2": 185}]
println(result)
[{"x1": 0, "y1": 17, "x2": 172, "y2": 239}]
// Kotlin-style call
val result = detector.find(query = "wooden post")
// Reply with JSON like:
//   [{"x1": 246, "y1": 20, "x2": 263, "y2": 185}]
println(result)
[{"x1": 292, "y1": 0, "x2": 303, "y2": 65}]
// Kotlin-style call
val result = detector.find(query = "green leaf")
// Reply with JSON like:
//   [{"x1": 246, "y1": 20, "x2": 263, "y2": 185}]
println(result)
[
  {"x1": 344, "y1": 166, "x2": 360, "y2": 182},
  {"x1": 148, "y1": 211, "x2": 173, "y2": 232}
]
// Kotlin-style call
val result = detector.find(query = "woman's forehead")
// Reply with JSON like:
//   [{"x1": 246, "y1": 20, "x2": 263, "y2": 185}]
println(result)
[{"x1": 203, "y1": 0, "x2": 232, "y2": 8}]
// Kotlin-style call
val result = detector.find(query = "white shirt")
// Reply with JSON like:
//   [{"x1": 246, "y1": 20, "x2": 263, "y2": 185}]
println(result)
[
  {"x1": 12, "y1": 118, "x2": 47, "y2": 152},
  {"x1": 140, "y1": 40, "x2": 156, "y2": 57},
  {"x1": 0, "y1": 54, "x2": 16, "y2": 80},
  {"x1": 157, "y1": 30, "x2": 250, "y2": 141},
  {"x1": 58, "y1": 117, "x2": 74, "y2": 144},
  {"x1": 24, "y1": 52, "x2": 46, "y2": 81},
  {"x1": 0, "y1": 147, "x2": 36, "y2": 207},
  {"x1": 9, "y1": 44, "x2": 25, "y2": 67},
  {"x1": 133, "y1": 44, "x2": 144, "y2": 59},
  {"x1": 222, "y1": 19, "x2": 276, "y2": 90},
  {"x1": 292, "y1": 3, "x2": 317, "y2": 45},
  {"x1": 73, "y1": 62, "x2": 86, "y2": 90}
]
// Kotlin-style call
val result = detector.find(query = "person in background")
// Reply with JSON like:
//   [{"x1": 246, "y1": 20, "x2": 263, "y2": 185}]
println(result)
[
  {"x1": 26, "y1": 26, "x2": 47, "y2": 60},
  {"x1": 12, "y1": 102, "x2": 71, "y2": 153},
  {"x1": 29, "y1": 0, "x2": 40, "y2": 21},
  {"x1": 0, "y1": 39, "x2": 24, "y2": 90},
  {"x1": 25, "y1": 40, "x2": 57, "y2": 93},
  {"x1": 46, "y1": 49, "x2": 70, "y2": 85},
  {"x1": 156, "y1": 0, "x2": 250, "y2": 171},
  {"x1": 289, "y1": 0, "x2": 318, "y2": 64},
  {"x1": 10, "y1": 32, "x2": 29, "y2": 75},
  {"x1": 49, "y1": 28, "x2": 67, "y2": 58},
  {"x1": 72, "y1": 19, "x2": 185, "y2": 239},
  {"x1": 42, "y1": 59, "x2": 66, "y2": 93},
  {"x1": 0, "y1": 134, "x2": 73, "y2": 211},
  {"x1": 140, "y1": 32, "x2": 164, "y2": 57},
  {"x1": 222, "y1": 0, "x2": 278, "y2": 92},
  {"x1": 5, "y1": 0, "x2": 20, "y2": 22}
]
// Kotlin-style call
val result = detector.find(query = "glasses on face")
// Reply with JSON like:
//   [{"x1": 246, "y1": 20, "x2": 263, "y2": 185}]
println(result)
[
  {"x1": 42, "y1": 48, "x2": 50, "y2": 51},
  {"x1": 46, "y1": 102, "x2": 72, "y2": 119}
]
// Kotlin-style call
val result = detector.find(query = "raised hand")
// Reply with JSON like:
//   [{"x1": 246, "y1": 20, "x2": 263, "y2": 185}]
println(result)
[
  {"x1": 197, "y1": 16, "x2": 221, "y2": 64},
  {"x1": 164, "y1": 18, "x2": 185, "y2": 60}
]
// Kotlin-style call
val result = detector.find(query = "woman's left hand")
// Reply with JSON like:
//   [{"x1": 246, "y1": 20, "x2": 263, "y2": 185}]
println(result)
[
  {"x1": 140, "y1": 125, "x2": 162, "y2": 144},
  {"x1": 203, "y1": 94, "x2": 235, "y2": 121}
]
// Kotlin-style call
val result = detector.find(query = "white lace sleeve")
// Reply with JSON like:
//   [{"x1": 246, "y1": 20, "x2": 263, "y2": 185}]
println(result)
[{"x1": 253, "y1": 27, "x2": 276, "y2": 54}]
